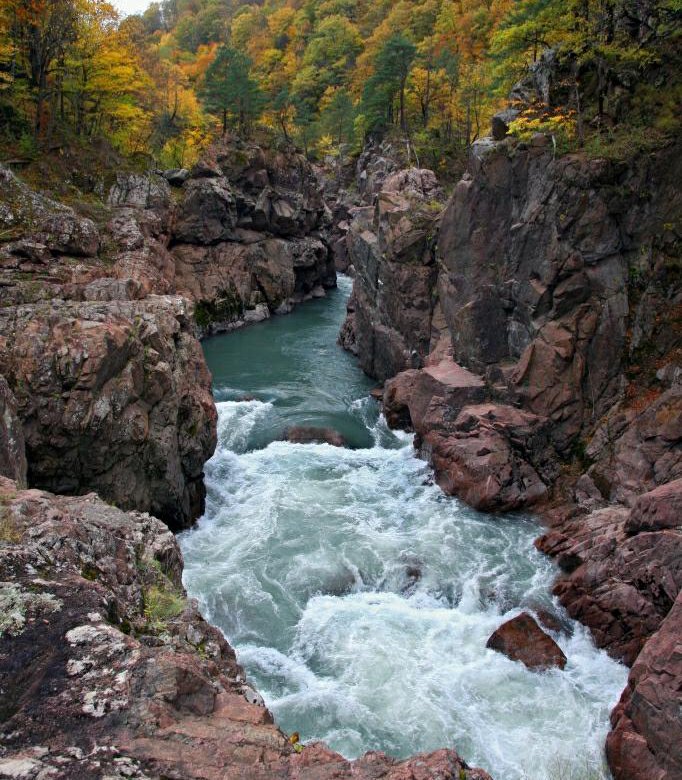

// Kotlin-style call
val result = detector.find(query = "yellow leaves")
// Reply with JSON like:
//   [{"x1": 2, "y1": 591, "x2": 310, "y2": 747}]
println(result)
[{"x1": 507, "y1": 107, "x2": 578, "y2": 143}]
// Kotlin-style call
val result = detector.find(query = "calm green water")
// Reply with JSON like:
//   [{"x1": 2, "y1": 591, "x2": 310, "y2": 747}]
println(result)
[{"x1": 180, "y1": 277, "x2": 627, "y2": 780}]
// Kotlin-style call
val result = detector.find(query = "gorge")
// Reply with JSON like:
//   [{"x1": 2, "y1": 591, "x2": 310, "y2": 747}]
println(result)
[
  {"x1": 0, "y1": 32, "x2": 680, "y2": 780},
  {"x1": 180, "y1": 276, "x2": 628, "y2": 780}
]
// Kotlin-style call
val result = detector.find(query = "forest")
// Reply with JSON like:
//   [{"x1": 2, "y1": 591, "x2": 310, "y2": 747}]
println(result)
[{"x1": 0, "y1": 0, "x2": 680, "y2": 176}]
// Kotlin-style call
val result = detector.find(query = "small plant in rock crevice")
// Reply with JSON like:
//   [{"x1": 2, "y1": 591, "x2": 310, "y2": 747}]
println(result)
[
  {"x1": 138, "y1": 556, "x2": 186, "y2": 634},
  {"x1": 143, "y1": 585, "x2": 186, "y2": 634}
]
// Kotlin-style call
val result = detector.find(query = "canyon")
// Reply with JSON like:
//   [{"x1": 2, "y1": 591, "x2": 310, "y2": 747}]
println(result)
[{"x1": 0, "y1": 104, "x2": 680, "y2": 779}]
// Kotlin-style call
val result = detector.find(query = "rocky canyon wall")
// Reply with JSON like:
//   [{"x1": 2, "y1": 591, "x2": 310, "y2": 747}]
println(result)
[
  {"x1": 0, "y1": 140, "x2": 337, "y2": 528},
  {"x1": 340, "y1": 134, "x2": 681, "y2": 779}
]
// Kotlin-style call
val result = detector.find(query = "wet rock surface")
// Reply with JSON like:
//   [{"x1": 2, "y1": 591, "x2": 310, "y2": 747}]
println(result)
[
  {"x1": 606, "y1": 590, "x2": 682, "y2": 780},
  {"x1": 0, "y1": 477, "x2": 490, "y2": 780},
  {"x1": 283, "y1": 426, "x2": 347, "y2": 447},
  {"x1": 486, "y1": 612, "x2": 567, "y2": 670}
]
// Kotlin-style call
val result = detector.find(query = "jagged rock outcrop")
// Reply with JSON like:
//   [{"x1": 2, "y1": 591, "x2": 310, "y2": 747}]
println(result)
[
  {"x1": 345, "y1": 128, "x2": 680, "y2": 777},
  {"x1": 438, "y1": 137, "x2": 680, "y2": 455},
  {"x1": 0, "y1": 165, "x2": 218, "y2": 529},
  {"x1": 169, "y1": 141, "x2": 336, "y2": 335},
  {"x1": 0, "y1": 139, "x2": 340, "y2": 523},
  {"x1": 536, "y1": 479, "x2": 682, "y2": 665},
  {"x1": 0, "y1": 476, "x2": 491, "y2": 780},
  {"x1": 383, "y1": 359, "x2": 554, "y2": 510},
  {"x1": 339, "y1": 168, "x2": 445, "y2": 379},
  {"x1": 0, "y1": 296, "x2": 216, "y2": 531},
  {"x1": 606, "y1": 590, "x2": 682, "y2": 780},
  {"x1": 0, "y1": 167, "x2": 99, "y2": 258}
]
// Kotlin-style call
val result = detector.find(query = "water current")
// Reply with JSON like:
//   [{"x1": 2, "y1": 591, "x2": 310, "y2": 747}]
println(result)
[{"x1": 180, "y1": 276, "x2": 627, "y2": 780}]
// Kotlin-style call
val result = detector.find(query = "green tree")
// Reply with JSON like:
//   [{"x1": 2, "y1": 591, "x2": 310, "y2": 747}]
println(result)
[
  {"x1": 319, "y1": 87, "x2": 356, "y2": 149},
  {"x1": 362, "y1": 33, "x2": 416, "y2": 133},
  {"x1": 200, "y1": 44, "x2": 262, "y2": 136}
]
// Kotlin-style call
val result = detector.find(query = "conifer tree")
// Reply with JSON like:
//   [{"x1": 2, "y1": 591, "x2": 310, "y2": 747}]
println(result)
[
  {"x1": 362, "y1": 33, "x2": 416, "y2": 133},
  {"x1": 201, "y1": 44, "x2": 262, "y2": 136}
]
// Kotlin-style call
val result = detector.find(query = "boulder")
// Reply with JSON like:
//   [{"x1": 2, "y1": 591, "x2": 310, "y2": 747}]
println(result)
[
  {"x1": 162, "y1": 168, "x2": 190, "y2": 187},
  {"x1": 422, "y1": 403, "x2": 552, "y2": 511},
  {"x1": 626, "y1": 478, "x2": 682, "y2": 534},
  {"x1": 486, "y1": 612, "x2": 567, "y2": 670},
  {"x1": 173, "y1": 177, "x2": 237, "y2": 245},
  {"x1": 108, "y1": 172, "x2": 171, "y2": 211},
  {"x1": 491, "y1": 108, "x2": 520, "y2": 140}
]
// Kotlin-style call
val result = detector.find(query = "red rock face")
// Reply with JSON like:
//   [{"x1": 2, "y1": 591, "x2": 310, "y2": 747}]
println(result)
[
  {"x1": 536, "y1": 482, "x2": 682, "y2": 666},
  {"x1": 0, "y1": 297, "x2": 217, "y2": 531},
  {"x1": 606, "y1": 591, "x2": 682, "y2": 780},
  {"x1": 338, "y1": 171, "x2": 445, "y2": 381},
  {"x1": 486, "y1": 612, "x2": 567, "y2": 671},
  {"x1": 383, "y1": 360, "x2": 553, "y2": 511},
  {"x1": 346, "y1": 134, "x2": 681, "y2": 780},
  {"x1": 0, "y1": 141, "x2": 340, "y2": 527}
]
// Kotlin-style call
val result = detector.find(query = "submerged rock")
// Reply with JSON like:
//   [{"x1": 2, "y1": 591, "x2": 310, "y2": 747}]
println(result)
[
  {"x1": 284, "y1": 426, "x2": 347, "y2": 447},
  {"x1": 486, "y1": 612, "x2": 567, "y2": 670}
]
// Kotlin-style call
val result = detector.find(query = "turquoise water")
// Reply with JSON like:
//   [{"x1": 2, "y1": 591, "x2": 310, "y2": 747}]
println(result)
[{"x1": 180, "y1": 277, "x2": 627, "y2": 780}]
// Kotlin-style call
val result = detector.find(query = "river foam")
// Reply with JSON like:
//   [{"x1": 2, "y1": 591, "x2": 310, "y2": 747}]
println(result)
[{"x1": 180, "y1": 279, "x2": 627, "y2": 780}]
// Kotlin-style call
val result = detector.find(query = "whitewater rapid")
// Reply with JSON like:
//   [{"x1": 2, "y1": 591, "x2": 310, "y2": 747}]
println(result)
[{"x1": 180, "y1": 278, "x2": 627, "y2": 780}]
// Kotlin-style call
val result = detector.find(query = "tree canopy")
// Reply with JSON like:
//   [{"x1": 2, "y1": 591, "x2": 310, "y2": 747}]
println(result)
[{"x1": 0, "y1": 0, "x2": 678, "y2": 173}]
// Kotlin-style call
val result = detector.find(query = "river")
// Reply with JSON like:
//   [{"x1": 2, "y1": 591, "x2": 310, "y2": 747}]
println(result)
[{"x1": 179, "y1": 276, "x2": 627, "y2": 780}]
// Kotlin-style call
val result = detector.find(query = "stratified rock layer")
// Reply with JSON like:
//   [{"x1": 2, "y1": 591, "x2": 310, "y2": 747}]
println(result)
[{"x1": 0, "y1": 477, "x2": 491, "y2": 780}]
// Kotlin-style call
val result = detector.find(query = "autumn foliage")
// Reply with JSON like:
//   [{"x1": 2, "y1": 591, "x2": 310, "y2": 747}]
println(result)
[{"x1": 0, "y1": 0, "x2": 679, "y2": 172}]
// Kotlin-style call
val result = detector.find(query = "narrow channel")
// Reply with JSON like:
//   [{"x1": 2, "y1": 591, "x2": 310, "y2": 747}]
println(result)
[{"x1": 179, "y1": 276, "x2": 627, "y2": 780}]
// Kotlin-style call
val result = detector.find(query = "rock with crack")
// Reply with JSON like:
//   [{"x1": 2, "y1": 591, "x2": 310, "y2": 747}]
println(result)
[
  {"x1": 536, "y1": 479, "x2": 682, "y2": 665},
  {"x1": 606, "y1": 590, "x2": 682, "y2": 780},
  {"x1": 0, "y1": 296, "x2": 216, "y2": 530}
]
